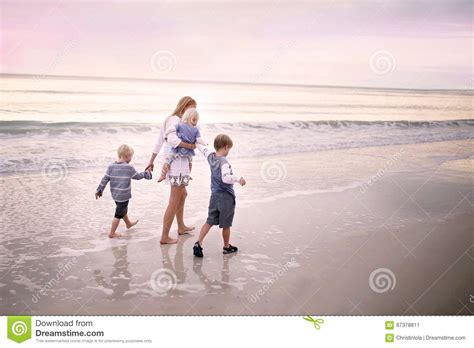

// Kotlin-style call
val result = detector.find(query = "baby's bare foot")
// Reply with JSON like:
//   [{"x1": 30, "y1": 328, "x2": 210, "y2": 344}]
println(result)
[
  {"x1": 126, "y1": 220, "x2": 139, "y2": 229},
  {"x1": 157, "y1": 174, "x2": 166, "y2": 183},
  {"x1": 160, "y1": 237, "x2": 178, "y2": 244}
]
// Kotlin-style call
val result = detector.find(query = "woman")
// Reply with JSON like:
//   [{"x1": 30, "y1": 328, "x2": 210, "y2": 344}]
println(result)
[{"x1": 146, "y1": 96, "x2": 197, "y2": 244}]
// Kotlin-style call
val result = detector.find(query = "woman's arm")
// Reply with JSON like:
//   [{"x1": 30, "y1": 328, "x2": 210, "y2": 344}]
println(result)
[
  {"x1": 165, "y1": 124, "x2": 178, "y2": 136},
  {"x1": 147, "y1": 123, "x2": 166, "y2": 171},
  {"x1": 167, "y1": 128, "x2": 195, "y2": 149},
  {"x1": 146, "y1": 152, "x2": 158, "y2": 171}
]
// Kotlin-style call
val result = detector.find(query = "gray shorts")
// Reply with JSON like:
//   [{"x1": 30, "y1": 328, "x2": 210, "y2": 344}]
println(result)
[{"x1": 206, "y1": 192, "x2": 236, "y2": 228}]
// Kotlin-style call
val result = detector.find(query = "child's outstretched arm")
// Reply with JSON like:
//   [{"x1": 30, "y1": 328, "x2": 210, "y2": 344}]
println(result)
[
  {"x1": 196, "y1": 144, "x2": 212, "y2": 159},
  {"x1": 196, "y1": 137, "x2": 207, "y2": 146},
  {"x1": 221, "y1": 163, "x2": 245, "y2": 186},
  {"x1": 195, "y1": 128, "x2": 207, "y2": 146},
  {"x1": 96, "y1": 166, "x2": 111, "y2": 198},
  {"x1": 130, "y1": 166, "x2": 153, "y2": 180}
]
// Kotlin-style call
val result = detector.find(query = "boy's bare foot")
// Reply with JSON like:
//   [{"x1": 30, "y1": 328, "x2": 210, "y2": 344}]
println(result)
[
  {"x1": 160, "y1": 237, "x2": 178, "y2": 244},
  {"x1": 178, "y1": 225, "x2": 195, "y2": 235},
  {"x1": 108, "y1": 232, "x2": 121, "y2": 239},
  {"x1": 126, "y1": 220, "x2": 139, "y2": 229}
]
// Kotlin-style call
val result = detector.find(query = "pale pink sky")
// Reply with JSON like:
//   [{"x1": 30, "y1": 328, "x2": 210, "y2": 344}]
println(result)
[{"x1": 1, "y1": 0, "x2": 472, "y2": 89}]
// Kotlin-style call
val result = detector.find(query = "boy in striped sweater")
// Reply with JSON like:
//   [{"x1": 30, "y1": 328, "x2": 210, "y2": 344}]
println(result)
[{"x1": 96, "y1": 144, "x2": 152, "y2": 238}]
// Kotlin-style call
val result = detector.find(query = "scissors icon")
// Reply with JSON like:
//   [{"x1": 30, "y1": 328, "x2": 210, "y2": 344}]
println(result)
[{"x1": 303, "y1": 315, "x2": 324, "y2": 330}]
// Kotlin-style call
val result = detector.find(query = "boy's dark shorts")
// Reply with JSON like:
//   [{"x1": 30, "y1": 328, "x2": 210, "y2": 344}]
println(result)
[
  {"x1": 206, "y1": 192, "x2": 235, "y2": 228},
  {"x1": 114, "y1": 200, "x2": 129, "y2": 219}
]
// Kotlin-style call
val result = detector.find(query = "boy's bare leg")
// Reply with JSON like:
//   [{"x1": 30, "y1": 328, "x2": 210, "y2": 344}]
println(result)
[
  {"x1": 158, "y1": 163, "x2": 170, "y2": 182},
  {"x1": 109, "y1": 218, "x2": 120, "y2": 238},
  {"x1": 222, "y1": 227, "x2": 231, "y2": 248},
  {"x1": 123, "y1": 214, "x2": 138, "y2": 229},
  {"x1": 197, "y1": 223, "x2": 212, "y2": 245}
]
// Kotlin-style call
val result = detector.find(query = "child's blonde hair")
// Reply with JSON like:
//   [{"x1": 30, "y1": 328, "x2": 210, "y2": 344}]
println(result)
[
  {"x1": 182, "y1": 107, "x2": 199, "y2": 124},
  {"x1": 117, "y1": 144, "x2": 134, "y2": 159},
  {"x1": 214, "y1": 134, "x2": 233, "y2": 151}
]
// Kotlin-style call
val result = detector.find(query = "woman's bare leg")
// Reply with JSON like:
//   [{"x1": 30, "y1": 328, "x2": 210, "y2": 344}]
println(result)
[
  {"x1": 177, "y1": 187, "x2": 195, "y2": 234},
  {"x1": 160, "y1": 186, "x2": 182, "y2": 244}
]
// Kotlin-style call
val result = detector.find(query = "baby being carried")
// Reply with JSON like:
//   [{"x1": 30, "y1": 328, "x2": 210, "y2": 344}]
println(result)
[{"x1": 158, "y1": 108, "x2": 207, "y2": 182}]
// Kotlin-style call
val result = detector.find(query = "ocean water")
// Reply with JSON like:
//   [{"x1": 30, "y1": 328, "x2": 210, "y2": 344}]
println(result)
[{"x1": 0, "y1": 75, "x2": 473, "y2": 175}]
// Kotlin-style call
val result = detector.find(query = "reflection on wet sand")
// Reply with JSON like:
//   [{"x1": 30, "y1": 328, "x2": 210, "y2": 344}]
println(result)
[{"x1": 93, "y1": 245, "x2": 132, "y2": 299}]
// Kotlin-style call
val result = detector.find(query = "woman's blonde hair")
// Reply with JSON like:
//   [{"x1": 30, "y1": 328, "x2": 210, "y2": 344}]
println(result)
[
  {"x1": 172, "y1": 96, "x2": 196, "y2": 117},
  {"x1": 182, "y1": 108, "x2": 199, "y2": 124},
  {"x1": 117, "y1": 144, "x2": 134, "y2": 159}
]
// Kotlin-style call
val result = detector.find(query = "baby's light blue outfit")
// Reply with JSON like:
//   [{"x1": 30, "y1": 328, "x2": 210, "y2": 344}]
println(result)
[{"x1": 167, "y1": 123, "x2": 202, "y2": 165}]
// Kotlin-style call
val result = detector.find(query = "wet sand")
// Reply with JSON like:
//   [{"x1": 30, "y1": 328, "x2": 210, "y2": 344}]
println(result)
[{"x1": 0, "y1": 139, "x2": 472, "y2": 315}]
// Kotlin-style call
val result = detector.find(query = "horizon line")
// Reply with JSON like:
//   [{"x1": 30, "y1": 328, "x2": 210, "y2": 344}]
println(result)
[{"x1": 0, "y1": 73, "x2": 472, "y2": 93}]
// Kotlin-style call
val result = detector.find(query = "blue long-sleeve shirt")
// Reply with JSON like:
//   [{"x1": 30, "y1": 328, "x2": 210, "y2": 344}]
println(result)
[
  {"x1": 197, "y1": 145, "x2": 241, "y2": 198},
  {"x1": 96, "y1": 162, "x2": 152, "y2": 202}
]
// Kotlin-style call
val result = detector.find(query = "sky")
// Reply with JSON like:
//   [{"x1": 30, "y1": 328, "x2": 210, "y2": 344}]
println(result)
[{"x1": 1, "y1": 0, "x2": 472, "y2": 89}]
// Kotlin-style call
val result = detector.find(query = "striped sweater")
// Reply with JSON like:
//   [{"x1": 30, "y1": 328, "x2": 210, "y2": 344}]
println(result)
[{"x1": 96, "y1": 162, "x2": 152, "y2": 202}]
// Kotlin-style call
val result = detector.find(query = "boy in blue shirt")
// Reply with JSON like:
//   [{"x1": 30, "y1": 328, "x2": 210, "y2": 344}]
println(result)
[{"x1": 193, "y1": 134, "x2": 246, "y2": 257}]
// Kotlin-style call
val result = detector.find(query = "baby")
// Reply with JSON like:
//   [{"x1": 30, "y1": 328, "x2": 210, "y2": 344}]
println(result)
[{"x1": 158, "y1": 108, "x2": 206, "y2": 182}]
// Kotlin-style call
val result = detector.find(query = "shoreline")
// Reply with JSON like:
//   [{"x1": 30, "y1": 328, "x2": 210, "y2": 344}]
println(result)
[{"x1": 1, "y1": 137, "x2": 472, "y2": 179}]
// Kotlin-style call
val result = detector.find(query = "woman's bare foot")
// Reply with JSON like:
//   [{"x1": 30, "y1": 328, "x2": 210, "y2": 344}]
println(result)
[
  {"x1": 178, "y1": 225, "x2": 195, "y2": 235},
  {"x1": 126, "y1": 220, "x2": 139, "y2": 229},
  {"x1": 160, "y1": 237, "x2": 178, "y2": 244}
]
